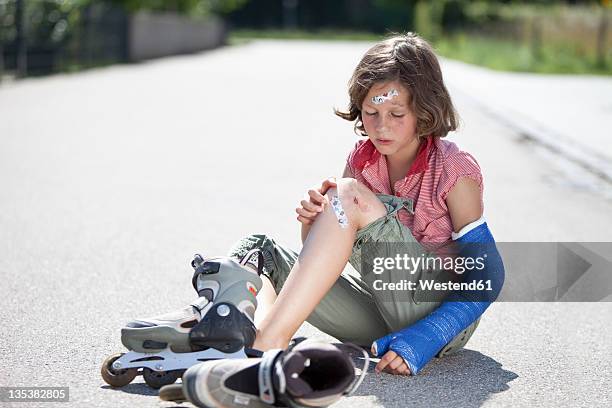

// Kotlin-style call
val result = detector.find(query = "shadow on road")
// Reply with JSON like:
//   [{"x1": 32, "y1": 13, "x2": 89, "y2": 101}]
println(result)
[
  {"x1": 98, "y1": 348, "x2": 517, "y2": 407},
  {"x1": 352, "y1": 349, "x2": 518, "y2": 407},
  {"x1": 100, "y1": 383, "x2": 158, "y2": 396}
]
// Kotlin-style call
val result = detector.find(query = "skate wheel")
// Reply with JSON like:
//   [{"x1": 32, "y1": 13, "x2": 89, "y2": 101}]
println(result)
[
  {"x1": 159, "y1": 383, "x2": 187, "y2": 402},
  {"x1": 101, "y1": 353, "x2": 138, "y2": 387},
  {"x1": 143, "y1": 368, "x2": 182, "y2": 389}
]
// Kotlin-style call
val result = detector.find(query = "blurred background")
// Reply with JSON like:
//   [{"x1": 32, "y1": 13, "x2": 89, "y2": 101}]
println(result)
[{"x1": 1, "y1": 0, "x2": 611, "y2": 78}]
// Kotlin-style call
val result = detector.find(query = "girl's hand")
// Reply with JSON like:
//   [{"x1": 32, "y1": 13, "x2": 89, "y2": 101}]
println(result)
[
  {"x1": 373, "y1": 348, "x2": 412, "y2": 376},
  {"x1": 296, "y1": 177, "x2": 338, "y2": 225}
]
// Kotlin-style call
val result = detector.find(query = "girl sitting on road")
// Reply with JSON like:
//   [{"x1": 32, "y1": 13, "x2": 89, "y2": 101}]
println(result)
[{"x1": 229, "y1": 32, "x2": 504, "y2": 376}]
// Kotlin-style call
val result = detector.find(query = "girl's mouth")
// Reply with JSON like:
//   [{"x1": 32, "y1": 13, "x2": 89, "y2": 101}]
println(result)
[{"x1": 376, "y1": 138, "x2": 394, "y2": 145}]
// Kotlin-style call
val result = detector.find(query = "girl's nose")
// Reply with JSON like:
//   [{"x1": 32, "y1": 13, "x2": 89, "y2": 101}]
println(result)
[{"x1": 375, "y1": 116, "x2": 389, "y2": 132}]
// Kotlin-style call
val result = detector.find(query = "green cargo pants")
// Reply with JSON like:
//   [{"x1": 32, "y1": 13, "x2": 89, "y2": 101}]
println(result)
[{"x1": 227, "y1": 194, "x2": 479, "y2": 356}]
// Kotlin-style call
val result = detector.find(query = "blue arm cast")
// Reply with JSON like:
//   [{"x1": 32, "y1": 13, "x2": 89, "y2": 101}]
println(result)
[{"x1": 372, "y1": 220, "x2": 504, "y2": 374}]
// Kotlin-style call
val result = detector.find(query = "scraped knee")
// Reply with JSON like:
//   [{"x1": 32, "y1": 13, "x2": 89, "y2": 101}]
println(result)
[{"x1": 325, "y1": 178, "x2": 387, "y2": 229}]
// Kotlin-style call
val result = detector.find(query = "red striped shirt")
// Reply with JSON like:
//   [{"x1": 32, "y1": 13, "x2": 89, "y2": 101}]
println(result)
[{"x1": 347, "y1": 137, "x2": 483, "y2": 245}]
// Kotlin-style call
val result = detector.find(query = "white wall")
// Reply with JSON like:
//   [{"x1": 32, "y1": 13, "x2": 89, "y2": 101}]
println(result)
[{"x1": 129, "y1": 12, "x2": 226, "y2": 61}]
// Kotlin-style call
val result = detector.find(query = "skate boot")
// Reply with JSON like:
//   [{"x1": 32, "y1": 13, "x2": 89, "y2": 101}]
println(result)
[
  {"x1": 101, "y1": 249, "x2": 264, "y2": 389},
  {"x1": 159, "y1": 339, "x2": 369, "y2": 408}
]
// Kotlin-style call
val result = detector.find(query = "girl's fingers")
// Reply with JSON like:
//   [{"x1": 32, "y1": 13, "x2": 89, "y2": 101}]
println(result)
[
  {"x1": 390, "y1": 362, "x2": 410, "y2": 376},
  {"x1": 374, "y1": 350, "x2": 411, "y2": 376},
  {"x1": 375, "y1": 350, "x2": 397, "y2": 373},
  {"x1": 300, "y1": 199, "x2": 322, "y2": 213},
  {"x1": 308, "y1": 189, "x2": 326, "y2": 205},
  {"x1": 321, "y1": 177, "x2": 338, "y2": 193},
  {"x1": 296, "y1": 215, "x2": 313, "y2": 225},
  {"x1": 387, "y1": 356, "x2": 404, "y2": 371},
  {"x1": 396, "y1": 364, "x2": 410, "y2": 376},
  {"x1": 295, "y1": 207, "x2": 317, "y2": 219}
]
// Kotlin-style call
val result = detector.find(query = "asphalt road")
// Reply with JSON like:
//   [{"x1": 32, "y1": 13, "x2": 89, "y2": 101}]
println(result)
[{"x1": 1, "y1": 40, "x2": 611, "y2": 407}]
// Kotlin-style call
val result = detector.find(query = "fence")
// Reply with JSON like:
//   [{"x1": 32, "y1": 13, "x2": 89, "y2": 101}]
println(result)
[{"x1": 0, "y1": 0, "x2": 226, "y2": 79}]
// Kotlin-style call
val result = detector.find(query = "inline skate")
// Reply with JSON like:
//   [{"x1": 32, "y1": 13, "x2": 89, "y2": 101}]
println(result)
[
  {"x1": 158, "y1": 338, "x2": 369, "y2": 407},
  {"x1": 101, "y1": 249, "x2": 263, "y2": 389}
]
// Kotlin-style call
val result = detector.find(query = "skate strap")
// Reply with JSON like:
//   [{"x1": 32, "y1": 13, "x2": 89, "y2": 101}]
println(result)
[
  {"x1": 335, "y1": 343, "x2": 370, "y2": 397},
  {"x1": 258, "y1": 349, "x2": 284, "y2": 405},
  {"x1": 244, "y1": 347, "x2": 264, "y2": 358},
  {"x1": 189, "y1": 296, "x2": 210, "y2": 313},
  {"x1": 240, "y1": 248, "x2": 264, "y2": 276}
]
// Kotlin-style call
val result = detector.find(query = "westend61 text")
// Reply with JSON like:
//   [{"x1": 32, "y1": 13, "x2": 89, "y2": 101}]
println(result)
[{"x1": 372, "y1": 279, "x2": 493, "y2": 292}]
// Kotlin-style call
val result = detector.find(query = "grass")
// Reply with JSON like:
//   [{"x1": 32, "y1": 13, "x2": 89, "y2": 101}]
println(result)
[
  {"x1": 433, "y1": 33, "x2": 612, "y2": 76},
  {"x1": 228, "y1": 28, "x2": 382, "y2": 44},
  {"x1": 229, "y1": 29, "x2": 612, "y2": 76}
]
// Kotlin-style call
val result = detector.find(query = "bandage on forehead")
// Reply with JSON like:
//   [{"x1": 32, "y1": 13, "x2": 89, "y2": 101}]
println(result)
[{"x1": 371, "y1": 88, "x2": 399, "y2": 105}]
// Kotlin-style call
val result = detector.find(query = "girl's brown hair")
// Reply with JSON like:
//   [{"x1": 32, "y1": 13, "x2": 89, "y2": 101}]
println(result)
[{"x1": 335, "y1": 32, "x2": 458, "y2": 139}]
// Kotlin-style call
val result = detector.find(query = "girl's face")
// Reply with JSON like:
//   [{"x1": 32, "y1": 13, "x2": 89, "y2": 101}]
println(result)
[{"x1": 361, "y1": 80, "x2": 419, "y2": 156}]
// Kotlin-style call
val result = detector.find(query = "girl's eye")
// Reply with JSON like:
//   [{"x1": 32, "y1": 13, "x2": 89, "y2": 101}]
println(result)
[{"x1": 364, "y1": 111, "x2": 404, "y2": 117}]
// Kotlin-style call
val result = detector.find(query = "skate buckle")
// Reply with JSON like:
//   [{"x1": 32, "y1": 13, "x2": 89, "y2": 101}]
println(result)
[{"x1": 259, "y1": 349, "x2": 283, "y2": 404}]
